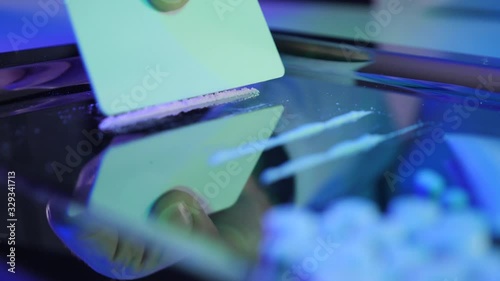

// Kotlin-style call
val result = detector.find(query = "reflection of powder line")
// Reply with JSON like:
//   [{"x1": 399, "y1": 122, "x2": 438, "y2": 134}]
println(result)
[
  {"x1": 211, "y1": 111, "x2": 373, "y2": 165},
  {"x1": 260, "y1": 123, "x2": 424, "y2": 185},
  {"x1": 99, "y1": 87, "x2": 260, "y2": 133}
]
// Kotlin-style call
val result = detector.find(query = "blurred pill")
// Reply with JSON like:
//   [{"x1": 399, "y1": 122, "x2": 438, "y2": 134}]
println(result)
[
  {"x1": 321, "y1": 198, "x2": 380, "y2": 242},
  {"x1": 261, "y1": 206, "x2": 320, "y2": 264},
  {"x1": 261, "y1": 232, "x2": 320, "y2": 265},
  {"x1": 313, "y1": 241, "x2": 386, "y2": 281},
  {"x1": 369, "y1": 220, "x2": 409, "y2": 263},
  {"x1": 469, "y1": 252, "x2": 500, "y2": 281},
  {"x1": 314, "y1": 268, "x2": 384, "y2": 281},
  {"x1": 334, "y1": 241, "x2": 378, "y2": 269},
  {"x1": 262, "y1": 205, "x2": 319, "y2": 237},
  {"x1": 388, "y1": 245, "x2": 429, "y2": 280},
  {"x1": 388, "y1": 196, "x2": 441, "y2": 234},
  {"x1": 416, "y1": 211, "x2": 490, "y2": 259},
  {"x1": 413, "y1": 169, "x2": 446, "y2": 198},
  {"x1": 407, "y1": 259, "x2": 469, "y2": 281},
  {"x1": 441, "y1": 187, "x2": 469, "y2": 210},
  {"x1": 259, "y1": 197, "x2": 497, "y2": 281}
]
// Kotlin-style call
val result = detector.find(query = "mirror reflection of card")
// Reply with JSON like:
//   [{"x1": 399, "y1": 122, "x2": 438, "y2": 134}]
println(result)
[
  {"x1": 65, "y1": 0, "x2": 284, "y2": 116},
  {"x1": 89, "y1": 106, "x2": 284, "y2": 219}
]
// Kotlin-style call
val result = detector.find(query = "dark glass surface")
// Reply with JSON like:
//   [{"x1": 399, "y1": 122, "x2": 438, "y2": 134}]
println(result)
[{"x1": 1, "y1": 1, "x2": 500, "y2": 281}]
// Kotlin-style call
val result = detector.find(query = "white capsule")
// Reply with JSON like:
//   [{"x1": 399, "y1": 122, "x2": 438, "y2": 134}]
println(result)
[
  {"x1": 261, "y1": 233, "x2": 320, "y2": 265},
  {"x1": 387, "y1": 196, "x2": 441, "y2": 234},
  {"x1": 369, "y1": 220, "x2": 410, "y2": 264},
  {"x1": 388, "y1": 245, "x2": 429, "y2": 280},
  {"x1": 312, "y1": 245, "x2": 383, "y2": 281},
  {"x1": 321, "y1": 197, "x2": 380, "y2": 242},
  {"x1": 262, "y1": 205, "x2": 320, "y2": 237},
  {"x1": 261, "y1": 206, "x2": 320, "y2": 264},
  {"x1": 416, "y1": 211, "x2": 490, "y2": 259},
  {"x1": 313, "y1": 256, "x2": 384, "y2": 281}
]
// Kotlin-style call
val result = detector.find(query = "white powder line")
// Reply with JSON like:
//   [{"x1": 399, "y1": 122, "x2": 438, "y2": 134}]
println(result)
[
  {"x1": 210, "y1": 111, "x2": 373, "y2": 165},
  {"x1": 260, "y1": 123, "x2": 424, "y2": 185},
  {"x1": 99, "y1": 87, "x2": 260, "y2": 133}
]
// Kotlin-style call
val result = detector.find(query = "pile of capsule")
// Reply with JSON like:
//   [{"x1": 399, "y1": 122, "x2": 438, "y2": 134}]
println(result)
[{"x1": 256, "y1": 196, "x2": 500, "y2": 281}]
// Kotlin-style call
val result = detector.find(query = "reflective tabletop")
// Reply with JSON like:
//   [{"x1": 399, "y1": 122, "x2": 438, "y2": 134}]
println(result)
[{"x1": 1, "y1": 1, "x2": 500, "y2": 281}]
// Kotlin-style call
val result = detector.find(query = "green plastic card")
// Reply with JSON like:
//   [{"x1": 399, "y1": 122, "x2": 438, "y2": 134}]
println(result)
[
  {"x1": 89, "y1": 106, "x2": 284, "y2": 218},
  {"x1": 65, "y1": 0, "x2": 284, "y2": 115}
]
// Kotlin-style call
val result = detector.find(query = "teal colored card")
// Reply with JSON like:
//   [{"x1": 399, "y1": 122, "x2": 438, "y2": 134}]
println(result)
[{"x1": 65, "y1": 0, "x2": 284, "y2": 115}]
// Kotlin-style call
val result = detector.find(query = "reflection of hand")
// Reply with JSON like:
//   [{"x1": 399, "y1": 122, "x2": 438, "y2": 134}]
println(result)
[
  {"x1": 76, "y1": 224, "x2": 164, "y2": 278},
  {"x1": 46, "y1": 202, "x2": 178, "y2": 280},
  {"x1": 46, "y1": 188, "x2": 222, "y2": 280},
  {"x1": 47, "y1": 179, "x2": 270, "y2": 279},
  {"x1": 150, "y1": 189, "x2": 220, "y2": 238},
  {"x1": 148, "y1": 0, "x2": 189, "y2": 12},
  {"x1": 151, "y1": 183, "x2": 271, "y2": 260}
]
